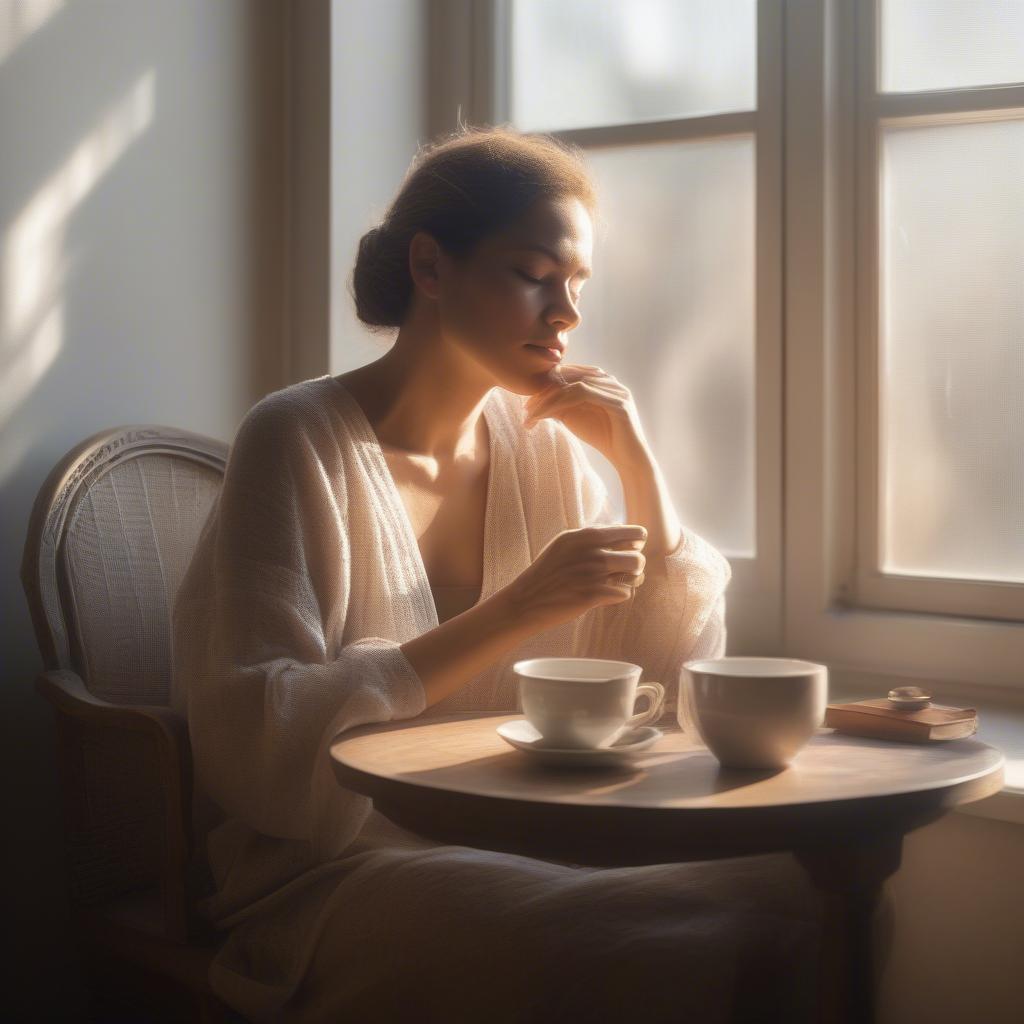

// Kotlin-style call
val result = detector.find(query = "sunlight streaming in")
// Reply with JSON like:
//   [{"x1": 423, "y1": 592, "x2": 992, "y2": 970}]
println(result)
[
  {"x1": 0, "y1": 71, "x2": 155, "y2": 437},
  {"x1": 0, "y1": 0, "x2": 65, "y2": 64}
]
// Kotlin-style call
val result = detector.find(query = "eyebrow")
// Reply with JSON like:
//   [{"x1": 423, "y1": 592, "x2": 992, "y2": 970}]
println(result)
[{"x1": 514, "y1": 244, "x2": 592, "y2": 280}]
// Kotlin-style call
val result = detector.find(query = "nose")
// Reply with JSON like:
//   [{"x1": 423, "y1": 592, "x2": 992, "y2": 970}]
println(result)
[{"x1": 546, "y1": 282, "x2": 582, "y2": 331}]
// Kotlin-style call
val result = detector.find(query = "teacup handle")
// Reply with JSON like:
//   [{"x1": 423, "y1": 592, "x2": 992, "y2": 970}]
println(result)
[{"x1": 629, "y1": 682, "x2": 666, "y2": 728}]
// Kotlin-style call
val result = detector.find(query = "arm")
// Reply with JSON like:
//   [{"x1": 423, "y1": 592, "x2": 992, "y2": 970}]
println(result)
[
  {"x1": 173, "y1": 395, "x2": 427, "y2": 858},
  {"x1": 617, "y1": 440, "x2": 683, "y2": 570},
  {"x1": 551, "y1": 421, "x2": 733, "y2": 720},
  {"x1": 400, "y1": 588, "x2": 542, "y2": 710}
]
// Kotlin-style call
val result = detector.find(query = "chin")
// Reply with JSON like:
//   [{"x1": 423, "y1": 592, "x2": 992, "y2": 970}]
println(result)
[{"x1": 492, "y1": 365, "x2": 557, "y2": 397}]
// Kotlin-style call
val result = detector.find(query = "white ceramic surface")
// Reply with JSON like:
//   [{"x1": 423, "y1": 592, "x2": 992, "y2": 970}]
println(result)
[
  {"x1": 496, "y1": 719, "x2": 664, "y2": 767},
  {"x1": 680, "y1": 656, "x2": 828, "y2": 769},
  {"x1": 513, "y1": 657, "x2": 666, "y2": 750}
]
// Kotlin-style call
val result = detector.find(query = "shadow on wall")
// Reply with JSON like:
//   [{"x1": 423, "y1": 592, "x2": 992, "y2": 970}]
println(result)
[{"x1": 0, "y1": 1, "x2": 284, "y2": 1016}]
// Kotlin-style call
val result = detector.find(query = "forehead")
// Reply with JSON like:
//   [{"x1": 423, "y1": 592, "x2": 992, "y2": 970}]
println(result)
[{"x1": 494, "y1": 196, "x2": 594, "y2": 272}]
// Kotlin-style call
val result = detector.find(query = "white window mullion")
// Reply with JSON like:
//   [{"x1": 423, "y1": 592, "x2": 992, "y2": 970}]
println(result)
[{"x1": 873, "y1": 86, "x2": 1024, "y2": 122}]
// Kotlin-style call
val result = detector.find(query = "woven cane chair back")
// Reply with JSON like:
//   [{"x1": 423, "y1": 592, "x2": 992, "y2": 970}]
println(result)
[{"x1": 24, "y1": 426, "x2": 226, "y2": 702}]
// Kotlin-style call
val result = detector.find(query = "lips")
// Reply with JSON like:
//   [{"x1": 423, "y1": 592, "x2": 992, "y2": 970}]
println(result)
[{"x1": 524, "y1": 344, "x2": 563, "y2": 362}]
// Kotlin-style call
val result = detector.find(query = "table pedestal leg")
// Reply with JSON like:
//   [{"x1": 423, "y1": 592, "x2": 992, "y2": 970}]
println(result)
[{"x1": 795, "y1": 834, "x2": 903, "y2": 1024}]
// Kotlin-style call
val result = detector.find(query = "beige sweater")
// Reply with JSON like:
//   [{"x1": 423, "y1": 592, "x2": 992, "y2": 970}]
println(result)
[{"x1": 171, "y1": 374, "x2": 739, "y2": 1018}]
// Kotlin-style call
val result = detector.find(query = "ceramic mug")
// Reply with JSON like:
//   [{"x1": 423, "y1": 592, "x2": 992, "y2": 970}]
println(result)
[
  {"x1": 513, "y1": 657, "x2": 666, "y2": 750},
  {"x1": 680, "y1": 656, "x2": 828, "y2": 769}
]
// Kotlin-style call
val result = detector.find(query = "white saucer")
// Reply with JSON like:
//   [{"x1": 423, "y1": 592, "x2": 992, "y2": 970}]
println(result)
[{"x1": 496, "y1": 719, "x2": 663, "y2": 767}]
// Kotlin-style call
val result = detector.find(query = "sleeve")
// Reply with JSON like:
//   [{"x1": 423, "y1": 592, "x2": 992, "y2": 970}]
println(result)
[
  {"x1": 553, "y1": 423, "x2": 733, "y2": 725},
  {"x1": 172, "y1": 395, "x2": 426, "y2": 858}
]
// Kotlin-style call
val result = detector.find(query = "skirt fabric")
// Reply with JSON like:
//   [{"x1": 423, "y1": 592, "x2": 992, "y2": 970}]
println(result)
[{"x1": 229, "y1": 813, "x2": 829, "y2": 1024}]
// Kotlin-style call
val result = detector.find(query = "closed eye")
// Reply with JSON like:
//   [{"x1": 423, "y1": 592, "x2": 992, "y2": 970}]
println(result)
[
  {"x1": 516, "y1": 270, "x2": 544, "y2": 284},
  {"x1": 516, "y1": 269, "x2": 584, "y2": 304}
]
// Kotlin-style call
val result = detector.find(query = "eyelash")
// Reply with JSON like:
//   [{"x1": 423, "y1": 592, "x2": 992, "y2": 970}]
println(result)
[{"x1": 516, "y1": 270, "x2": 583, "y2": 303}]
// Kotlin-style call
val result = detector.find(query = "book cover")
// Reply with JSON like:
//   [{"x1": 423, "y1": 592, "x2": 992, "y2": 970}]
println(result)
[{"x1": 825, "y1": 699, "x2": 978, "y2": 742}]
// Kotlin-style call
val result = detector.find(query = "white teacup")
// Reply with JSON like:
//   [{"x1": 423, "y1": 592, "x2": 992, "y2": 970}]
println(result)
[
  {"x1": 513, "y1": 657, "x2": 666, "y2": 750},
  {"x1": 679, "y1": 656, "x2": 828, "y2": 769}
]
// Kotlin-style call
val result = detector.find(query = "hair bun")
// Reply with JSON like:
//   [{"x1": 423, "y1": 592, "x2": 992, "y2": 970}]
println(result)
[
  {"x1": 357, "y1": 225, "x2": 384, "y2": 263},
  {"x1": 352, "y1": 223, "x2": 407, "y2": 331}
]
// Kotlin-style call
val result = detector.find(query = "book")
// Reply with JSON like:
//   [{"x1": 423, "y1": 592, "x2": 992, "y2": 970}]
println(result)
[{"x1": 824, "y1": 698, "x2": 978, "y2": 743}]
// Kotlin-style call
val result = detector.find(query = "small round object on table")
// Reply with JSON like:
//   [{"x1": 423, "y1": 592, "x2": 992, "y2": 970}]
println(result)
[{"x1": 887, "y1": 685, "x2": 933, "y2": 710}]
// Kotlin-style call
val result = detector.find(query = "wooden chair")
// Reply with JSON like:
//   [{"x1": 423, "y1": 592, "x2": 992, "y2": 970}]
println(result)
[{"x1": 21, "y1": 425, "x2": 245, "y2": 1023}]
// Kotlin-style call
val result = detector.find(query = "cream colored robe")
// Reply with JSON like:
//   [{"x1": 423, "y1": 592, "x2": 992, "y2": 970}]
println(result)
[{"x1": 171, "y1": 375, "x2": 821, "y2": 1023}]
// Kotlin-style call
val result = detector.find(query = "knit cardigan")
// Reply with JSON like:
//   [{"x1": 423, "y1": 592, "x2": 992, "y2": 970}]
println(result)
[{"x1": 170, "y1": 373, "x2": 735, "y2": 1016}]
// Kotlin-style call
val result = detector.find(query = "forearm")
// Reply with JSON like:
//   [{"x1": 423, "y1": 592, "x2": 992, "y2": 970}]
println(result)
[
  {"x1": 615, "y1": 441, "x2": 683, "y2": 567},
  {"x1": 400, "y1": 586, "x2": 541, "y2": 709}
]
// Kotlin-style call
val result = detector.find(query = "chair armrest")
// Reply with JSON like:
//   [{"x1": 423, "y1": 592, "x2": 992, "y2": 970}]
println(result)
[
  {"x1": 36, "y1": 669, "x2": 197, "y2": 943},
  {"x1": 36, "y1": 668, "x2": 188, "y2": 750}
]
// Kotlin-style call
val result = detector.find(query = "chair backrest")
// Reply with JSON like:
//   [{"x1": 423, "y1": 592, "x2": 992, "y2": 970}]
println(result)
[{"x1": 22, "y1": 426, "x2": 227, "y2": 706}]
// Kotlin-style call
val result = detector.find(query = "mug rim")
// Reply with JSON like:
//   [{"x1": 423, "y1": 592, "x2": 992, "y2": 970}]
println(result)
[
  {"x1": 683, "y1": 656, "x2": 827, "y2": 678},
  {"x1": 513, "y1": 657, "x2": 641, "y2": 683}
]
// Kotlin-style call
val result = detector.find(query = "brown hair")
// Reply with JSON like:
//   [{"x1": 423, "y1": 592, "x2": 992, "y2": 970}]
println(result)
[{"x1": 350, "y1": 123, "x2": 601, "y2": 333}]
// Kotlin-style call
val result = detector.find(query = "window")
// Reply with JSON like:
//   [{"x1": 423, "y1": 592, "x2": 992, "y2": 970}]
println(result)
[
  {"x1": 476, "y1": 0, "x2": 786, "y2": 654},
  {"x1": 431, "y1": 0, "x2": 1024, "y2": 693},
  {"x1": 785, "y1": 0, "x2": 1024, "y2": 692},
  {"x1": 854, "y1": 0, "x2": 1024, "y2": 622}
]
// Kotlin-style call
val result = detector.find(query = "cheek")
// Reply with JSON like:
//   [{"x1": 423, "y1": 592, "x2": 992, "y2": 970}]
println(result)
[
  {"x1": 447, "y1": 276, "x2": 539, "y2": 339},
  {"x1": 492, "y1": 275, "x2": 546, "y2": 326}
]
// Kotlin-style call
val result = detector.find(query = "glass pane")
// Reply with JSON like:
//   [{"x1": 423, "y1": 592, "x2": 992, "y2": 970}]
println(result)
[
  {"x1": 510, "y1": 0, "x2": 756, "y2": 132},
  {"x1": 880, "y1": 119, "x2": 1024, "y2": 583},
  {"x1": 569, "y1": 137, "x2": 756, "y2": 558},
  {"x1": 880, "y1": 0, "x2": 1024, "y2": 92}
]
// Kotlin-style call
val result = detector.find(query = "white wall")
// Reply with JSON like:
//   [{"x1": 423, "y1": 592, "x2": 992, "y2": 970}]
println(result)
[
  {"x1": 0, "y1": 1, "x2": 284, "y2": 1015},
  {"x1": 329, "y1": 0, "x2": 429, "y2": 374},
  {"x1": 880, "y1": 811, "x2": 1024, "y2": 1023}
]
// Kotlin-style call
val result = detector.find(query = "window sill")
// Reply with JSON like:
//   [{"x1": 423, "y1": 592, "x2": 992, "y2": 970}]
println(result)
[{"x1": 829, "y1": 680, "x2": 1024, "y2": 826}]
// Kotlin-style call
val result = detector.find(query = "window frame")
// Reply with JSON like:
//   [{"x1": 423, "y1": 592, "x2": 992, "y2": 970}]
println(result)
[
  {"x1": 784, "y1": 0, "x2": 1024, "y2": 695},
  {"x1": 852, "y1": 0, "x2": 1024, "y2": 622}
]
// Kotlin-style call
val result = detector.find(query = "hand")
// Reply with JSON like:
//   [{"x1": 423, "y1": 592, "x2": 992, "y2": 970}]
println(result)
[
  {"x1": 522, "y1": 364, "x2": 649, "y2": 465},
  {"x1": 502, "y1": 524, "x2": 648, "y2": 631}
]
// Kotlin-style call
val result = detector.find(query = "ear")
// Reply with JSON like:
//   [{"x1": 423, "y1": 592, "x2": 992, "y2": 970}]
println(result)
[{"x1": 409, "y1": 230, "x2": 444, "y2": 300}]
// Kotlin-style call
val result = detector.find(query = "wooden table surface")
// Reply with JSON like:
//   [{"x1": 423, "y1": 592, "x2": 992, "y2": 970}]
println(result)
[
  {"x1": 330, "y1": 712, "x2": 1005, "y2": 865},
  {"x1": 331, "y1": 713, "x2": 1004, "y2": 1024}
]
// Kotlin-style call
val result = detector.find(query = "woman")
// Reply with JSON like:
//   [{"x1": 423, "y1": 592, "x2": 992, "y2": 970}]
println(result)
[{"x1": 172, "y1": 125, "x2": 822, "y2": 1023}]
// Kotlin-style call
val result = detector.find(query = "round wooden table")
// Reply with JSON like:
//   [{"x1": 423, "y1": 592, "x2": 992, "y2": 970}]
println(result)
[{"x1": 330, "y1": 713, "x2": 1004, "y2": 1024}]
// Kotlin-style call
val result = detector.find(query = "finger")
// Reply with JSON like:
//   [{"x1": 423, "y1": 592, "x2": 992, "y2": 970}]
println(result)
[
  {"x1": 552, "y1": 368, "x2": 606, "y2": 385},
  {"x1": 574, "y1": 379, "x2": 628, "y2": 403},
  {"x1": 526, "y1": 381, "x2": 614, "y2": 423},
  {"x1": 524, "y1": 367, "x2": 607, "y2": 410},
  {"x1": 600, "y1": 549, "x2": 646, "y2": 573},
  {"x1": 556, "y1": 365, "x2": 629, "y2": 394},
  {"x1": 602, "y1": 536, "x2": 647, "y2": 551},
  {"x1": 587, "y1": 525, "x2": 648, "y2": 543},
  {"x1": 530, "y1": 388, "x2": 611, "y2": 425},
  {"x1": 608, "y1": 570, "x2": 645, "y2": 589},
  {"x1": 557, "y1": 364, "x2": 607, "y2": 381}
]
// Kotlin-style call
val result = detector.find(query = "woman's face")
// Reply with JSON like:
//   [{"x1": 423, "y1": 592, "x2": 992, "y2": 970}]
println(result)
[{"x1": 432, "y1": 195, "x2": 594, "y2": 395}]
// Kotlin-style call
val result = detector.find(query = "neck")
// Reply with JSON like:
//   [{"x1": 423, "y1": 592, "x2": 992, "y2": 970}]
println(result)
[{"x1": 352, "y1": 306, "x2": 494, "y2": 460}]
